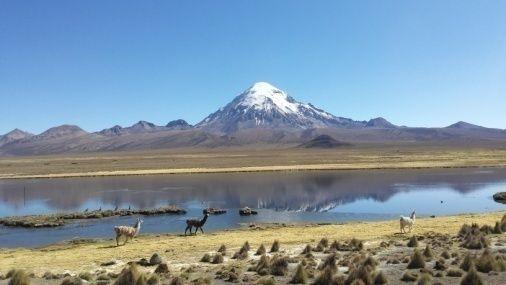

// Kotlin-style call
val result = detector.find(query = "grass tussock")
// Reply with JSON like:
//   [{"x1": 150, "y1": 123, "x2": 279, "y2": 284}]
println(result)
[
  {"x1": 345, "y1": 265, "x2": 373, "y2": 285},
  {"x1": 232, "y1": 242, "x2": 249, "y2": 260},
  {"x1": 460, "y1": 253, "x2": 474, "y2": 272},
  {"x1": 114, "y1": 264, "x2": 145, "y2": 285},
  {"x1": 78, "y1": 272, "x2": 93, "y2": 281},
  {"x1": 146, "y1": 275, "x2": 159, "y2": 285},
  {"x1": 474, "y1": 249, "x2": 506, "y2": 273},
  {"x1": 459, "y1": 224, "x2": 490, "y2": 249},
  {"x1": 257, "y1": 277, "x2": 277, "y2": 285},
  {"x1": 256, "y1": 244, "x2": 266, "y2": 255},
  {"x1": 270, "y1": 255, "x2": 289, "y2": 276},
  {"x1": 400, "y1": 271, "x2": 418, "y2": 282},
  {"x1": 302, "y1": 244, "x2": 312, "y2": 255},
  {"x1": 417, "y1": 274, "x2": 432, "y2": 285},
  {"x1": 318, "y1": 253, "x2": 338, "y2": 272},
  {"x1": 190, "y1": 277, "x2": 212, "y2": 285},
  {"x1": 290, "y1": 263, "x2": 308, "y2": 284},
  {"x1": 407, "y1": 249, "x2": 426, "y2": 269},
  {"x1": 255, "y1": 254, "x2": 271, "y2": 276},
  {"x1": 373, "y1": 271, "x2": 387, "y2": 285},
  {"x1": 217, "y1": 244, "x2": 226, "y2": 255},
  {"x1": 211, "y1": 254, "x2": 224, "y2": 264},
  {"x1": 447, "y1": 268, "x2": 463, "y2": 277},
  {"x1": 441, "y1": 250, "x2": 451, "y2": 259},
  {"x1": 460, "y1": 265, "x2": 483, "y2": 285},
  {"x1": 200, "y1": 253, "x2": 211, "y2": 263},
  {"x1": 270, "y1": 240, "x2": 280, "y2": 253},
  {"x1": 407, "y1": 236, "x2": 418, "y2": 247},
  {"x1": 313, "y1": 266, "x2": 340, "y2": 285},
  {"x1": 423, "y1": 245, "x2": 433, "y2": 259},
  {"x1": 8, "y1": 270, "x2": 30, "y2": 285},
  {"x1": 318, "y1": 238, "x2": 329, "y2": 248}
]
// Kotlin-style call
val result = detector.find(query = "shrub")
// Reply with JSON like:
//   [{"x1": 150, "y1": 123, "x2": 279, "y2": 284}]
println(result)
[
  {"x1": 501, "y1": 214, "x2": 506, "y2": 232},
  {"x1": 244, "y1": 241, "x2": 251, "y2": 251},
  {"x1": 270, "y1": 240, "x2": 280, "y2": 252},
  {"x1": 217, "y1": 244, "x2": 226, "y2": 255},
  {"x1": 423, "y1": 245, "x2": 433, "y2": 259},
  {"x1": 200, "y1": 253, "x2": 211, "y2": 262},
  {"x1": 459, "y1": 224, "x2": 490, "y2": 249},
  {"x1": 447, "y1": 268, "x2": 463, "y2": 277},
  {"x1": 60, "y1": 277, "x2": 83, "y2": 285},
  {"x1": 407, "y1": 249, "x2": 426, "y2": 269},
  {"x1": 363, "y1": 256, "x2": 378, "y2": 269},
  {"x1": 407, "y1": 236, "x2": 418, "y2": 247},
  {"x1": 460, "y1": 265, "x2": 483, "y2": 285},
  {"x1": 373, "y1": 271, "x2": 387, "y2": 285},
  {"x1": 270, "y1": 255, "x2": 289, "y2": 276},
  {"x1": 154, "y1": 263, "x2": 169, "y2": 274},
  {"x1": 290, "y1": 263, "x2": 308, "y2": 284},
  {"x1": 400, "y1": 271, "x2": 418, "y2": 282},
  {"x1": 330, "y1": 240, "x2": 341, "y2": 251},
  {"x1": 417, "y1": 274, "x2": 432, "y2": 285},
  {"x1": 211, "y1": 254, "x2": 224, "y2": 264},
  {"x1": 78, "y1": 272, "x2": 93, "y2": 281},
  {"x1": 479, "y1": 225, "x2": 493, "y2": 235},
  {"x1": 256, "y1": 244, "x2": 266, "y2": 255},
  {"x1": 114, "y1": 264, "x2": 144, "y2": 285},
  {"x1": 8, "y1": 270, "x2": 30, "y2": 285}
]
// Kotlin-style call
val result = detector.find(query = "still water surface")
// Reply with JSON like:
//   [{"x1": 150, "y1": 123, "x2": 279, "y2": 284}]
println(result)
[{"x1": 0, "y1": 168, "x2": 505, "y2": 248}]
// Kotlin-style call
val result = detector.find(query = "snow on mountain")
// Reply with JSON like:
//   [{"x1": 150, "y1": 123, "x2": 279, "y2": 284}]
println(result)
[{"x1": 197, "y1": 82, "x2": 364, "y2": 133}]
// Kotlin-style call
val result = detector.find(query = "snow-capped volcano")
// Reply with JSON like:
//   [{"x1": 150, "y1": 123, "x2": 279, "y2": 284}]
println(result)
[{"x1": 197, "y1": 82, "x2": 363, "y2": 133}]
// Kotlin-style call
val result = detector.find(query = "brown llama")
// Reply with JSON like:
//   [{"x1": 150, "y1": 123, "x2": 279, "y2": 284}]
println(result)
[
  {"x1": 114, "y1": 217, "x2": 143, "y2": 246},
  {"x1": 185, "y1": 213, "x2": 209, "y2": 235}
]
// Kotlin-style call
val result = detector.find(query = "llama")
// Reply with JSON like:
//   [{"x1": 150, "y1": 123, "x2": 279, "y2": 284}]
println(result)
[
  {"x1": 114, "y1": 217, "x2": 143, "y2": 246},
  {"x1": 400, "y1": 210, "x2": 416, "y2": 233},
  {"x1": 185, "y1": 213, "x2": 209, "y2": 235}
]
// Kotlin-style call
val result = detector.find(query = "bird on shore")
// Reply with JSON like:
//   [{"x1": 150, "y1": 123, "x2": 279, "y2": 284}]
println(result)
[{"x1": 114, "y1": 205, "x2": 118, "y2": 211}]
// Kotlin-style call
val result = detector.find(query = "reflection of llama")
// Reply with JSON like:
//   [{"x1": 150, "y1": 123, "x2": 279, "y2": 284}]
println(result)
[
  {"x1": 185, "y1": 213, "x2": 209, "y2": 235},
  {"x1": 400, "y1": 210, "x2": 416, "y2": 233},
  {"x1": 114, "y1": 217, "x2": 143, "y2": 246}
]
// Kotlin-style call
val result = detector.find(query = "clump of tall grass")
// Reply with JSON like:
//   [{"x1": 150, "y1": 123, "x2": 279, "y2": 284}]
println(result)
[
  {"x1": 290, "y1": 263, "x2": 308, "y2": 284},
  {"x1": 460, "y1": 265, "x2": 483, "y2": 285},
  {"x1": 407, "y1": 236, "x2": 418, "y2": 247},
  {"x1": 407, "y1": 249, "x2": 425, "y2": 269},
  {"x1": 270, "y1": 240, "x2": 280, "y2": 253},
  {"x1": 114, "y1": 264, "x2": 146, "y2": 285},
  {"x1": 232, "y1": 242, "x2": 250, "y2": 260},
  {"x1": 256, "y1": 244, "x2": 266, "y2": 255},
  {"x1": 7, "y1": 270, "x2": 30, "y2": 285}
]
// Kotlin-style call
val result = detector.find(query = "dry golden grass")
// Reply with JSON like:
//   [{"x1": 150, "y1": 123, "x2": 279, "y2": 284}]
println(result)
[
  {"x1": 1, "y1": 146, "x2": 506, "y2": 179},
  {"x1": 0, "y1": 211, "x2": 503, "y2": 274}
]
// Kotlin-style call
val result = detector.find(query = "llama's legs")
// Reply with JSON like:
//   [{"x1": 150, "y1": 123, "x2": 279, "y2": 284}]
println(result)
[
  {"x1": 116, "y1": 235, "x2": 120, "y2": 246},
  {"x1": 200, "y1": 227, "x2": 204, "y2": 234},
  {"x1": 185, "y1": 225, "x2": 190, "y2": 235}
]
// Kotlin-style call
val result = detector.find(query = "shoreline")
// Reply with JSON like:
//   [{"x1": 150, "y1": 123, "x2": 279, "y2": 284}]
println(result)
[
  {"x1": 2, "y1": 162, "x2": 506, "y2": 180},
  {"x1": 1, "y1": 211, "x2": 504, "y2": 274}
]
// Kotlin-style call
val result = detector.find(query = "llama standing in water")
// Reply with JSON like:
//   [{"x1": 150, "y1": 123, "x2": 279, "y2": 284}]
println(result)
[
  {"x1": 185, "y1": 213, "x2": 209, "y2": 235},
  {"x1": 400, "y1": 210, "x2": 416, "y2": 233},
  {"x1": 114, "y1": 217, "x2": 143, "y2": 246}
]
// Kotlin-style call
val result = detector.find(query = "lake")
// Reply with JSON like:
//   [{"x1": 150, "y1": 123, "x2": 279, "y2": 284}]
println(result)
[{"x1": 0, "y1": 168, "x2": 505, "y2": 248}]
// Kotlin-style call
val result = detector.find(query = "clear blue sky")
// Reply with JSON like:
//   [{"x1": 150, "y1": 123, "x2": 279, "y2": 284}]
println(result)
[{"x1": 1, "y1": 1, "x2": 505, "y2": 134}]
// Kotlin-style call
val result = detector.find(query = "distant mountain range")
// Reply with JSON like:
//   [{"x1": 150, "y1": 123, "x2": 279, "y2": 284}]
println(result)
[{"x1": 1, "y1": 82, "x2": 505, "y2": 156}]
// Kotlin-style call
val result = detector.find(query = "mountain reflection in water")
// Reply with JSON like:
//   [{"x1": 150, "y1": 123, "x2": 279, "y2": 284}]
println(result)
[{"x1": 1, "y1": 168, "x2": 505, "y2": 217}]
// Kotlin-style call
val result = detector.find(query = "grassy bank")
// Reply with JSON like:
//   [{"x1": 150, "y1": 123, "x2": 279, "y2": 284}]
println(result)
[
  {"x1": 1, "y1": 211, "x2": 503, "y2": 274},
  {"x1": 2, "y1": 146, "x2": 506, "y2": 179}
]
